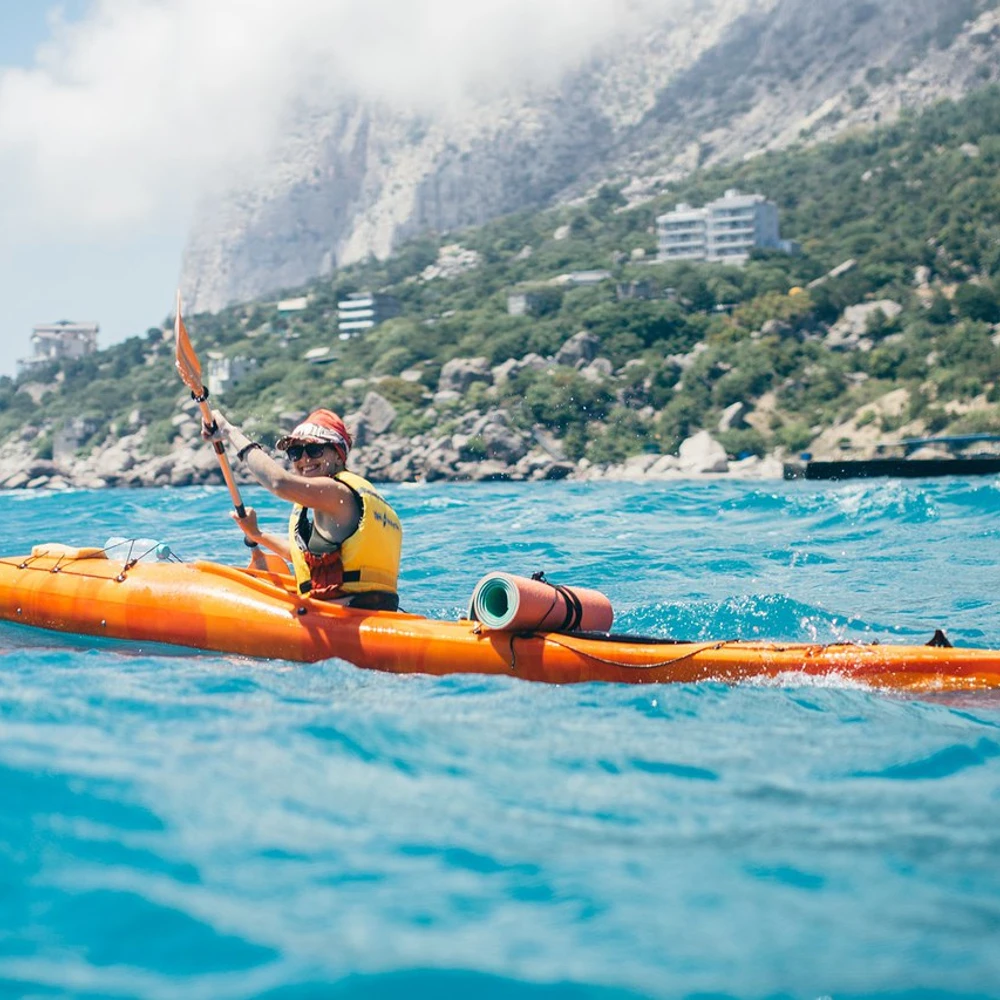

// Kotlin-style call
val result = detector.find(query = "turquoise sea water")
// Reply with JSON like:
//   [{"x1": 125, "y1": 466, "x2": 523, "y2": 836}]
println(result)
[{"x1": 2, "y1": 478, "x2": 1000, "y2": 999}]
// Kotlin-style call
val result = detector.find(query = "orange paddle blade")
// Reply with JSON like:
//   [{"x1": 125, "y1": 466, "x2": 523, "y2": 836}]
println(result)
[{"x1": 174, "y1": 294, "x2": 204, "y2": 396}]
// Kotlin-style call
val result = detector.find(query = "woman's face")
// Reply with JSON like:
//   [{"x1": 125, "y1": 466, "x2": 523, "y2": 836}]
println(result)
[{"x1": 288, "y1": 442, "x2": 343, "y2": 478}]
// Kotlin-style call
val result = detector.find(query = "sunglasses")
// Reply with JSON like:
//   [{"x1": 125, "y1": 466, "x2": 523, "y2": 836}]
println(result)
[{"x1": 286, "y1": 443, "x2": 330, "y2": 461}]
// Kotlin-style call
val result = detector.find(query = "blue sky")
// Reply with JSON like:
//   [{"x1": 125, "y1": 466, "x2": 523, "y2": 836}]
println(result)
[
  {"x1": 0, "y1": 1, "x2": 189, "y2": 378},
  {"x1": 0, "y1": 2, "x2": 87, "y2": 66}
]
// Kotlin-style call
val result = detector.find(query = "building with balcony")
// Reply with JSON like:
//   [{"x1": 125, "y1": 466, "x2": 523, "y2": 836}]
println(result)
[
  {"x1": 18, "y1": 320, "x2": 99, "y2": 373},
  {"x1": 656, "y1": 190, "x2": 797, "y2": 264},
  {"x1": 656, "y1": 203, "x2": 710, "y2": 261},
  {"x1": 336, "y1": 292, "x2": 399, "y2": 338}
]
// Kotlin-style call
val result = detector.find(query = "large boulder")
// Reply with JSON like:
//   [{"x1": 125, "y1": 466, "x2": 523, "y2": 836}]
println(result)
[
  {"x1": 678, "y1": 431, "x2": 729, "y2": 474},
  {"x1": 437, "y1": 357, "x2": 493, "y2": 395},
  {"x1": 491, "y1": 358, "x2": 520, "y2": 385},
  {"x1": 493, "y1": 353, "x2": 552, "y2": 385},
  {"x1": 461, "y1": 409, "x2": 529, "y2": 465},
  {"x1": 90, "y1": 444, "x2": 137, "y2": 481},
  {"x1": 276, "y1": 408, "x2": 308, "y2": 427},
  {"x1": 826, "y1": 300, "x2": 902, "y2": 350},
  {"x1": 726, "y1": 454, "x2": 785, "y2": 479},
  {"x1": 23, "y1": 459, "x2": 58, "y2": 480},
  {"x1": 348, "y1": 391, "x2": 397, "y2": 448},
  {"x1": 667, "y1": 343, "x2": 707, "y2": 372},
  {"x1": 622, "y1": 454, "x2": 659, "y2": 477},
  {"x1": 646, "y1": 454, "x2": 681, "y2": 478},
  {"x1": 578, "y1": 357, "x2": 613, "y2": 383},
  {"x1": 383, "y1": 452, "x2": 418, "y2": 482},
  {"x1": 482, "y1": 421, "x2": 528, "y2": 464},
  {"x1": 718, "y1": 401, "x2": 749, "y2": 432},
  {"x1": 555, "y1": 330, "x2": 600, "y2": 366},
  {"x1": 136, "y1": 455, "x2": 178, "y2": 488},
  {"x1": 421, "y1": 437, "x2": 461, "y2": 482}
]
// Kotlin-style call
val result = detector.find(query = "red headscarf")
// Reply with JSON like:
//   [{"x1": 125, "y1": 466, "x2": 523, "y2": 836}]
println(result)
[{"x1": 276, "y1": 409, "x2": 352, "y2": 462}]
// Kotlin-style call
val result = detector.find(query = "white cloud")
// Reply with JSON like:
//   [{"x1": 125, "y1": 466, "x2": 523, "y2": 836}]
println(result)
[
  {"x1": 0, "y1": 0, "x2": 679, "y2": 374},
  {"x1": 0, "y1": 0, "x2": 659, "y2": 238}
]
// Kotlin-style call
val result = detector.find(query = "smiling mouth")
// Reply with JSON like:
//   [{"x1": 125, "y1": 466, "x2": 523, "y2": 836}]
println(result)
[{"x1": 297, "y1": 461, "x2": 326, "y2": 476}]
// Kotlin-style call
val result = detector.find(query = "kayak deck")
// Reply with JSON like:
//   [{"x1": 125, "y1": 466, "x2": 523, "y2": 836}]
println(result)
[{"x1": 1, "y1": 550, "x2": 999, "y2": 691}]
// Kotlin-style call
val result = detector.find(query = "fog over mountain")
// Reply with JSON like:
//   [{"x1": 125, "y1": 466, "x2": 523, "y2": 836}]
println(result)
[
  {"x1": 2, "y1": 1, "x2": 997, "y2": 326},
  {"x1": 179, "y1": 0, "x2": 1000, "y2": 313},
  {"x1": 178, "y1": 0, "x2": 765, "y2": 310}
]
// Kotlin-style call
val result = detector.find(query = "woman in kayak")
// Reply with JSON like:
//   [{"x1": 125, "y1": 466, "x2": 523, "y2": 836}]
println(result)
[{"x1": 203, "y1": 408, "x2": 402, "y2": 610}]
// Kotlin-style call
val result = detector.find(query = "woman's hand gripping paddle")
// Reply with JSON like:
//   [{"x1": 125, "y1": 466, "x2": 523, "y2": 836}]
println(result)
[{"x1": 174, "y1": 292, "x2": 268, "y2": 570}]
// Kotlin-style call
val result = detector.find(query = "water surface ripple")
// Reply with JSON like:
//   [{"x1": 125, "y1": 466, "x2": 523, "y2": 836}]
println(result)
[{"x1": 2, "y1": 480, "x2": 999, "y2": 998}]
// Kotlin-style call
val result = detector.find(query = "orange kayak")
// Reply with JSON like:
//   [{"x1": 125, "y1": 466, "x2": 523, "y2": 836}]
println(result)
[{"x1": 1, "y1": 544, "x2": 999, "y2": 691}]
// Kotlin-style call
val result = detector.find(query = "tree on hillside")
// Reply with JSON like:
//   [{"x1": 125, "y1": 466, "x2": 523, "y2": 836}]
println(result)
[{"x1": 953, "y1": 283, "x2": 1000, "y2": 324}]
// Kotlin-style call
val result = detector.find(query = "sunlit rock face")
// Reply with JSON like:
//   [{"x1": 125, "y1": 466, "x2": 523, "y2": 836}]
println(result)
[{"x1": 180, "y1": 0, "x2": 999, "y2": 313}]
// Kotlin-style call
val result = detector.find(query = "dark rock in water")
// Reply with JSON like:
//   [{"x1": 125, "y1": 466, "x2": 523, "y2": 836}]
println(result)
[{"x1": 537, "y1": 462, "x2": 575, "y2": 481}]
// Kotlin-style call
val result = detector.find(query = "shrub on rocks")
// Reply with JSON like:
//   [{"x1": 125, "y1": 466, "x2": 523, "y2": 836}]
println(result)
[
  {"x1": 717, "y1": 427, "x2": 768, "y2": 459},
  {"x1": 520, "y1": 370, "x2": 613, "y2": 439}
]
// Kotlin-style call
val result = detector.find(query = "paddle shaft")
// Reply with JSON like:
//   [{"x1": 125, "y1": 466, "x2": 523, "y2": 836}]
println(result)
[{"x1": 192, "y1": 394, "x2": 254, "y2": 532}]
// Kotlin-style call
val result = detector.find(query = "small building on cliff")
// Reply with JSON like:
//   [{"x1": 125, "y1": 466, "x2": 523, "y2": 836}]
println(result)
[
  {"x1": 206, "y1": 352, "x2": 258, "y2": 396},
  {"x1": 18, "y1": 321, "x2": 99, "y2": 373}
]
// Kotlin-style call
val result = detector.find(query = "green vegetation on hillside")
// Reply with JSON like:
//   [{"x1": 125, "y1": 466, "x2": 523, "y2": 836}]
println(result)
[{"x1": 5, "y1": 85, "x2": 1000, "y2": 464}]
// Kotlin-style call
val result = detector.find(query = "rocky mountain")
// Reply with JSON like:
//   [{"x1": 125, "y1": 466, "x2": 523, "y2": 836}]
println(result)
[{"x1": 180, "y1": 0, "x2": 1000, "y2": 313}]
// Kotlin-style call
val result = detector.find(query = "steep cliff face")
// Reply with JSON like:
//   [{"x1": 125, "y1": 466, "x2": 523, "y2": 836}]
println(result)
[
  {"x1": 180, "y1": 0, "x2": 1000, "y2": 313},
  {"x1": 610, "y1": 0, "x2": 1000, "y2": 188}
]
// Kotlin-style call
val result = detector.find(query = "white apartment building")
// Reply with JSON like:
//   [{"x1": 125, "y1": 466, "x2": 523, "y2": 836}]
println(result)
[
  {"x1": 18, "y1": 321, "x2": 99, "y2": 373},
  {"x1": 657, "y1": 203, "x2": 711, "y2": 261},
  {"x1": 657, "y1": 190, "x2": 795, "y2": 264},
  {"x1": 336, "y1": 292, "x2": 399, "y2": 337}
]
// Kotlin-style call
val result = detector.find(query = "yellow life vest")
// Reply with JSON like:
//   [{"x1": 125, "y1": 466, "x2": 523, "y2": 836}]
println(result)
[{"x1": 288, "y1": 471, "x2": 402, "y2": 600}]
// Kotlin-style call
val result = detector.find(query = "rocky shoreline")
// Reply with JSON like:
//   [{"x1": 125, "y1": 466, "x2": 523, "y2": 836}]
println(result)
[
  {"x1": 0, "y1": 417, "x2": 786, "y2": 492},
  {"x1": 0, "y1": 329, "x2": 793, "y2": 491}
]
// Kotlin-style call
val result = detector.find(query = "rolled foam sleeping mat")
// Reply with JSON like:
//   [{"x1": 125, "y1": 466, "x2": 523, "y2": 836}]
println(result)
[{"x1": 469, "y1": 572, "x2": 614, "y2": 633}]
